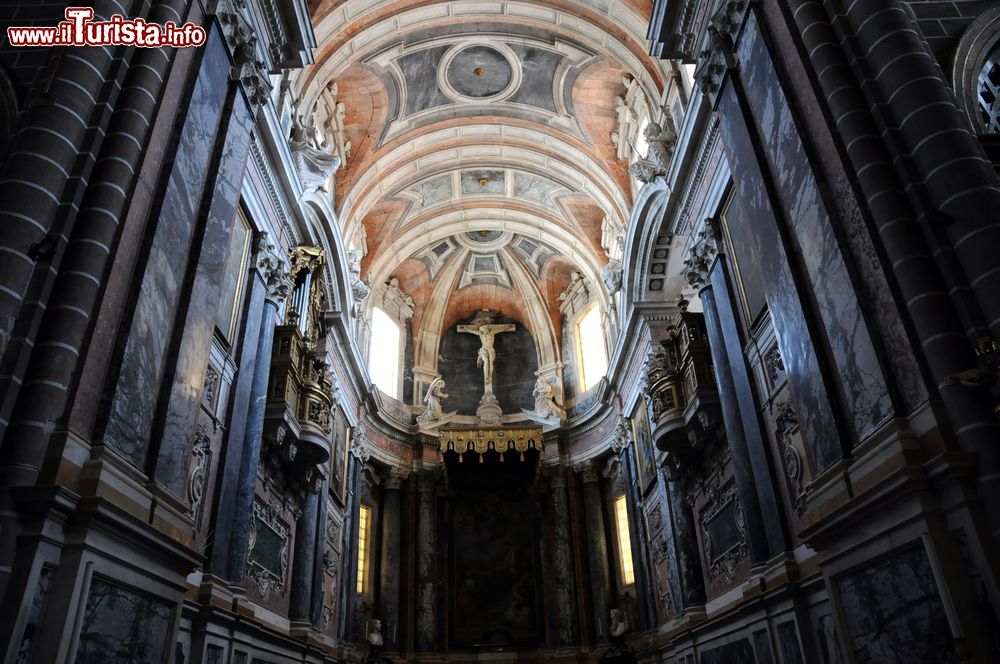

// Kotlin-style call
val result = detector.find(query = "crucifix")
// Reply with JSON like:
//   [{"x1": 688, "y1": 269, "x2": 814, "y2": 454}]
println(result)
[{"x1": 458, "y1": 312, "x2": 515, "y2": 394}]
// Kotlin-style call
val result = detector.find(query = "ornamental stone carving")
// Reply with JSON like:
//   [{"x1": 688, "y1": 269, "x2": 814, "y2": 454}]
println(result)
[
  {"x1": 629, "y1": 121, "x2": 678, "y2": 184},
  {"x1": 188, "y1": 425, "x2": 212, "y2": 519},
  {"x1": 609, "y1": 416, "x2": 632, "y2": 455},
  {"x1": 692, "y1": 0, "x2": 748, "y2": 97},
  {"x1": 347, "y1": 249, "x2": 371, "y2": 305},
  {"x1": 602, "y1": 259, "x2": 624, "y2": 295},
  {"x1": 680, "y1": 219, "x2": 720, "y2": 290},
  {"x1": 350, "y1": 428, "x2": 372, "y2": 464},
  {"x1": 216, "y1": 0, "x2": 273, "y2": 109},
  {"x1": 256, "y1": 233, "x2": 294, "y2": 305}
]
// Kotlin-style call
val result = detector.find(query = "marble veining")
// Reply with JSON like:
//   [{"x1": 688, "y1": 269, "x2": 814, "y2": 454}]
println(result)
[{"x1": 736, "y1": 13, "x2": 892, "y2": 442}]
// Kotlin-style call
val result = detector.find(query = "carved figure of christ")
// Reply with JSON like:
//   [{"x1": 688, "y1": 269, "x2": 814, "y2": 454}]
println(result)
[{"x1": 457, "y1": 323, "x2": 516, "y2": 392}]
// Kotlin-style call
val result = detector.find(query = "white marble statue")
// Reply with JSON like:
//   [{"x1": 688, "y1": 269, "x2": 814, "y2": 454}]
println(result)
[
  {"x1": 419, "y1": 376, "x2": 448, "y2": 423},
  {"x1": 367, "y1": 619, "x2": 384, "y2": 647},
  {"x1": 629, "y1": 121, "x2": 677, "y2": 184},
  {"x1": 532, "y1": 376, "x2": 566, "y2": 422},
  {"x1": 610, "y1": 608, "x2": 628, "y2": 638},
  {"x1": 458, "y1": 311, "x2": 515, "y2": 390}
]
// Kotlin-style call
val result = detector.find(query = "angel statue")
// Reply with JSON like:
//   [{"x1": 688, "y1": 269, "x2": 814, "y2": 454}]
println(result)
[
  {"x1": 532, "y1": 376, "x2": 566, "y2": 422},
  {"x1": 629, "y1": 121, "x2": 678, "y2": 184},
  {"x1": 418, "y1": 376, "x2": 448, "y2": 423}
]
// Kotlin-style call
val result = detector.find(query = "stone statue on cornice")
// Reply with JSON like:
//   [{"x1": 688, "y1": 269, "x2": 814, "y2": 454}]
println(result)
[
  {"x1": 629, "y1": 121, "x2": 677, "y2": 184},
  {"x1": 418, "y1": 376, "x2": 448, "y2": 423},
  {"x1": 289, "y1": 111, "x2": 341, "y2": 194}
]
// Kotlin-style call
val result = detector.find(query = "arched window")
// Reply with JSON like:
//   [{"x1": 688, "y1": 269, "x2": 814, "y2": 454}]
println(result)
[
  {"x1": 576, "y1": 302, "x2": 608, "y2": 392},
  {"x1": 369, "y1": 306, "x2": 401, "y2": 399}
]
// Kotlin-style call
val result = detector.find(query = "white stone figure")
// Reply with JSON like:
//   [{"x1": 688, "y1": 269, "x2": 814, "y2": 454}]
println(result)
[
  {"x1": 458, "y1": 311, "x2": 515, "y2": 390},
  {"x1": 367, "y1": 619, "x2": 384, "y2": 647},
  {"x1": 610, "y1": 608, "x2": 628, "y2": 638},
  {"x1": 419, "y1": 376, "x2": 448, "y2": 423},
  {"x1": 602, "y1": 259, "x2": 624, "y2": 295},
  {"x1": 347, "y1": 249, "x2": 371, "y2": 304},
  {"x1": 289, "y1": 112, "x2": 341, "y2": 193},
  {"x1": 532, "y1": 376, "x2": 566, "y2": 422},
  {"x1": 629, "y1": 121, "x2": 677, "y2": 184}
]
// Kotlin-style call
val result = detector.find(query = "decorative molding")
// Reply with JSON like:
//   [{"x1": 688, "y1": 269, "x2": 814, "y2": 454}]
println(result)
[
  {"x1": 216, "y1": 0, "x2": 273, "y2": 109},
  {"x1": 699, "y1": 476, "x2": 747, "y2": 581},
  {"x1": 247, "y1": 500, "x2": 290, "y2": 598},
  {"x1": 558, "y1": 271, "x2": 591, "y2": 317},
  {"x1": 188, "y1": 425, "x2": 212, "y2": 519},
  {"x1": 438, "y1": 426, "x2": 543, "y2": 462},
  {"x1": 350, "y1": 428, "x2": 372, "y2": 464}
]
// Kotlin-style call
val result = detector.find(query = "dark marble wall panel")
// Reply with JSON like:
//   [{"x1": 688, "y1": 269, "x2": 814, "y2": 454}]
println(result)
[
  {"x1": 777, "y1": 621, "x2": 804, "y2": 664},
  {"x1": 716, "y1": 85, "x2": 843, "y2": 474},
  {"x1": 102, "y1": 30, "x2": 230, "y2": 466},
  {"x1": 700, "y1": 638, "x2": 757, "y2": 664},
  {"x1": 836, "y1": 544, "x2": 957, "y2": 664},
  {"x1": 816, "y1": 614, "x2": 845, "y2": 664},
  {"x1": 752, "y1": 628, "x2": 774, "y2": 664},
  {"x1": 437, "y1": 313, "x2": 537, "y2": 414},
  {"x1": 74, "y1": 577, "x2": 173, "y2": 664},
  {"x1": 154, "y1": 93, "x2": 252, "y2": 497},
  {"x1": 736, "y1": 12, "x2": 892, "y2": 442}
]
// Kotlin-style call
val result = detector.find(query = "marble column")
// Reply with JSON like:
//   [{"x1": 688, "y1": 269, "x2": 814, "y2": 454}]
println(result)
[
  {"x1": 379, "y1": 469, "x2": 407, "y2": 651},
  {"x1": 682, "y1": 226, "x2": 782, "y2": 562},
  {"x1": 415, "y1": 470, "x2": 438, "y2": 651},
  {"x1": 290, "y1": 488, "x2": 321, "y2": 623},
  {"x1": 226, "y1": 240, "x2": 293, "y2": 583},
  {"x1": 663, "y1": 467, "x2": 706, "y2": 611},
  {"x1": 548, "y1": 466, "x2": 578, "y2": 646},
  {"x1": 578, "y1": 461, "x2": 612, "y2": 643}
]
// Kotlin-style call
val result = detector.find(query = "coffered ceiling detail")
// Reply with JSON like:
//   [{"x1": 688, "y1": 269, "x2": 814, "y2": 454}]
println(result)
[{"x1": 299, "y1": 0, "x2": 662, "y2": 398}]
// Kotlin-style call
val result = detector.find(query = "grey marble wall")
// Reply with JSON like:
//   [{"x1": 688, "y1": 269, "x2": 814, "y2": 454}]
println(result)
[
  {"x1": 74, "y1": 577, "x2": 173, "y2": 664},
  {"x1": 734, "y1": 12, "x2": 892, "y2": 443},
  {"x1": 836, "y1": 544, "x2": 956, "y2": 664},
  {"x1": 717, "y1": 84, "x2": 843, "y2": 475},
  {"x1": 153, "y1": 92, "x2": 252, "y2": 498},
  {"x1": 101, "y1": 31, "x2": 231, "y2": 466}
]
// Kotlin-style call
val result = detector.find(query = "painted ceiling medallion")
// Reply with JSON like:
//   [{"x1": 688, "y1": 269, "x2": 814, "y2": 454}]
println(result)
[{"x1": 440, "y1": 43, "x2": 521, "y2": 103}]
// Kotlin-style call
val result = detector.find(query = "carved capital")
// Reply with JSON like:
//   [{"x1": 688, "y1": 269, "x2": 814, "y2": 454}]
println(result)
[
  {"x1": 349, "y1": 428, "x2": 372, "y2": 464},
  {"x1": 256, "y1": 233, "x2": 294, "y2": 305},
  {"x1": 680, "y1": 219, "x2": 720, "y2": 290},
  {"x1": 217, "y1": 0, "x2": 273, "y2": 110},
  {"x1": 692, "y1": 0, "x2": 748, "y2": 98},
  {"x1": 575, "y1": 460, "x2": 600, "y2": 484},
  {"x1": 609, "y1": 416, "x2": 632, "y2": 455},
  {"x1": 383, "y1": 467, "x2": 410, "y2": 490}
]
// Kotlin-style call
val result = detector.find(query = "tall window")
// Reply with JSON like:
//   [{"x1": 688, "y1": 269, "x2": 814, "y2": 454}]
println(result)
[
  {"x1": 614, "y1": 495, "x2": 635, "y2": 586},
  {"x1": 356, "y1": 504, "x2": 372, "y2": 594},
  {"x1": 577, "y1": 302, "x2": 608, "y2": 392},
  {"x1": 369, "y1": 307, "x2": 401, "y2": 399}
]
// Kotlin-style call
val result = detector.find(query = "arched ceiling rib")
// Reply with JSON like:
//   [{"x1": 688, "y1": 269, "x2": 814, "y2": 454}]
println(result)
[{"x1": 302, "y1": 0, "x2": 661, "y2": 398}]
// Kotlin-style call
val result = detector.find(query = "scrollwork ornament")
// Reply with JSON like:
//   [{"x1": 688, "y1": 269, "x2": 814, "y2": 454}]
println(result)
[{"x1": 188, "y1": 425, "x2": 212, "y2": 519}]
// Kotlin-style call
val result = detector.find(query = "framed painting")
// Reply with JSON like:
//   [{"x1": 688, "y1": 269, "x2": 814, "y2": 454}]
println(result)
[
  {"x1": 631, "y1": 394, "x2": 656, "y2": 494},
  {"x1": 331, "y1": 404, "x2": 351, "y2": 505}
]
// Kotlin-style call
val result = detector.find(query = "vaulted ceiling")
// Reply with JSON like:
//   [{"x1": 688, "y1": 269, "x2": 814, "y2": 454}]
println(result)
[{"x1": 299, "y1": 0, "x2": 663, "y2": 367}]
